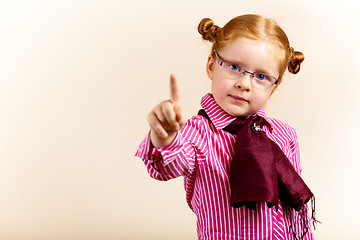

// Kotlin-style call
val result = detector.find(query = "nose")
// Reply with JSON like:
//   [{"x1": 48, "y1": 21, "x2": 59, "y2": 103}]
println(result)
[{"x1": 235, "y1": 73, "x2": 252, "y2": 91}]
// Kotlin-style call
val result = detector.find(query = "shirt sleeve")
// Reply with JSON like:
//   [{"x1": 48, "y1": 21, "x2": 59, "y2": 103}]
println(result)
[
  {"x1": 290, "y1": 129, "x2": 315, "y2": 239},
  {"x1": 288, "y1": 127, "x2": 302, "y2": 174},
  {"x1": 135, "y1": 117, "x2": 206, "y2": 181}
]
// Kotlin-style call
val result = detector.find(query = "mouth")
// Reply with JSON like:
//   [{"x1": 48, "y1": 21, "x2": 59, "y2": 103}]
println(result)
[{"x1": 229, "y1": 94, "x2": 249, "y2": 103}]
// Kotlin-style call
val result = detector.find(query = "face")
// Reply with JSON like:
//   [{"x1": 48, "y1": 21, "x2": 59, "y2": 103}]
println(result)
[{"x1": 207, "y1": 37, "x2": 280, "y2": 117}]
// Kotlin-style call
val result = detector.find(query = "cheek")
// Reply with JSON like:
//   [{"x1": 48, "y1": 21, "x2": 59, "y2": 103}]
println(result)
[
  {"x1": 212, "y1": 72, "x2": 232, "y2": 88},
  {"x1": 252, "y1": 91, "x2": 272, "y2": 107},
  {"x1": 212, "y1": 78, "x2": 230, "y2": 95},
  {"x1": 211, "y1": 81, "x2": 220, "y2": 96}
]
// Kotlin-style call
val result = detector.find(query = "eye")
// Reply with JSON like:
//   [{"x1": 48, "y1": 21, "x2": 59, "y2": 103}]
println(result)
[
  {"x1": 255, "y1": 73, "x2": 271, "y2": 81},
  {"x1": 228, "y1": 64, "x2": 240, "y2": 72}
]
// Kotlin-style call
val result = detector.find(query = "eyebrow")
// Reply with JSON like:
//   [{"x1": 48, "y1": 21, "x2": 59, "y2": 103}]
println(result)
[{"x1": 215, "y1": 52, "x2": 246, "y2": 66}]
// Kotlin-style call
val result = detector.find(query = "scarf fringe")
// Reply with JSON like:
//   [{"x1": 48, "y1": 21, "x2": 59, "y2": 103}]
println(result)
[
  {"x1": 288, "y1": 196, "x2": 321, "y2": 240},
  {"x1": 311, "y1": 196, "x2": 321, "y2": 229}
]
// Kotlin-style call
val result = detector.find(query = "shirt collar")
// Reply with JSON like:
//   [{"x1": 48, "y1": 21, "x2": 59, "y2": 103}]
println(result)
[{"x1": 200, "y1": 93, "x2": 273, "y2": 131}]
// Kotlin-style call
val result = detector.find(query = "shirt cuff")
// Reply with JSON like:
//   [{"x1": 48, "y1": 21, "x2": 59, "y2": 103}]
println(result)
[{"x1": 135, "y1": 130, "x2": 184, "y2": 166}]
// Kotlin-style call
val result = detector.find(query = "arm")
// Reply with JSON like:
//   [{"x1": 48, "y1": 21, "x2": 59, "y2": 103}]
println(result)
[
  {"x1": 135, "y1": 118, "x2": 206, "y2": 181},
  {"x1": 288, "y1": 127, "x2": 302, "y2": 174},
  {"x1": 135, "y1": 74, "x2": 203, "y2": 180}
]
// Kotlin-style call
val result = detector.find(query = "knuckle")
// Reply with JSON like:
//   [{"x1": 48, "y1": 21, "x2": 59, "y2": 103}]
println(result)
[
  {"x1": 152, "y1": 123, "x2": 164, "y2": 136},
  {"x1": 147, "y1": 111, "x2": 155, "y2": 123}
]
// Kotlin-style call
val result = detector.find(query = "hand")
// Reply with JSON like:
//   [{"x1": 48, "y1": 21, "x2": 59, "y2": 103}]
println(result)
[{"x1": 148, "y1": 74, "x2": 186, "y2": 148}]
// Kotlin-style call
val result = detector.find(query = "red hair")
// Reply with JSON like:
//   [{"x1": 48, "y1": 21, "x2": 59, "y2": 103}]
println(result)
[{"x1": 198, "y1": 15, "x2": 304, "y2": 83}]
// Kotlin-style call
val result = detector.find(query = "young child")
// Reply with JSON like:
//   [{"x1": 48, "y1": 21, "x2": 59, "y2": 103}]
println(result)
[{"x1": 135, "y1": 14, "x2": 315, "y2": 240}]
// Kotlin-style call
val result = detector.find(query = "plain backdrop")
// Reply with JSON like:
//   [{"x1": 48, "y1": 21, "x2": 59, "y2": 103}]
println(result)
[{"x1": 1, "y1": 0, "x2": 360, "y2": 239}]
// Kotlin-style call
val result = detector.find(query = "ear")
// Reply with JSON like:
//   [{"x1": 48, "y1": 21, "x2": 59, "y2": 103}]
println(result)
[{"x1": 206, "y1": 55, "x2": 216, "y2": 80}]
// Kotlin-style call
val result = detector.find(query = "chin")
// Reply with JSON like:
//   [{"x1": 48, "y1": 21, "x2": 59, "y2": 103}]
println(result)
[{"x1": 225, "y1": 109, "x2": 248, "y2": 117}]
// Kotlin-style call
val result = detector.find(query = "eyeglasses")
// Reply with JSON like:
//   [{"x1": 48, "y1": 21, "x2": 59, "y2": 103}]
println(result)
[{"x1": 214, "y1": 51, "x2": 279, "y2": 88}]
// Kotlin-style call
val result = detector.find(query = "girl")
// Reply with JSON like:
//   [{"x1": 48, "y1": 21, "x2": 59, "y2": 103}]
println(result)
[{"x1": 136, "y1": 14, "x2": 315, "y2": 240}]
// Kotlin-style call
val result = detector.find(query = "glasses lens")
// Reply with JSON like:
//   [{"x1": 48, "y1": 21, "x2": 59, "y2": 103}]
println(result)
[
  {"x1": 222, "y1": 62, "x2": 243, "y2": 75},
  {"x1": 253, "y1": 73, "x2": 275, "y2": 87}
]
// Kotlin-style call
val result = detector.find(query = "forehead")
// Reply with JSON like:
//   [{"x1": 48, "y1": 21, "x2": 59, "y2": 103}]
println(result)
[{"x1": 218, "y1": 37, "x2": 282, "y2": 76}]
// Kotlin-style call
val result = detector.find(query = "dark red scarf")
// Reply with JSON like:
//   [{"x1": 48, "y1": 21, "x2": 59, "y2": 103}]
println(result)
[{"x1": 198, "y1": 109, "x2": 318, "y2": 239}]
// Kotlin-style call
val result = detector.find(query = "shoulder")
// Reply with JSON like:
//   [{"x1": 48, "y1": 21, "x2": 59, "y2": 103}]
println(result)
[
  {"x1": 267, "y1": 116, "x2": 296, "y2": 133},
  {"x1": 264, "y1": 115, "x2": 298, "y2": 143},
  {"x1": 263, "y1": 115, "x2": 301, "y2": 172},
  {"x1": 178, "y1": 114, "x2": 211, "y2": 137},
  {"x1": 257, "y1": 110, "x2": 296, "y2": 136},
  {"x1": 185, "y1": 114, "x2": 213, "y2": 132},
  {"x1": 179, "y1": 113, "x2": 224, "y2": 143}
]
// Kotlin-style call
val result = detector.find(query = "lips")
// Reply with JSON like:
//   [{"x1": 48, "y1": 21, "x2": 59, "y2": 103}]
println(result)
[{"x1": 229, "y1": 94, "x2": 249, "y2": 103}]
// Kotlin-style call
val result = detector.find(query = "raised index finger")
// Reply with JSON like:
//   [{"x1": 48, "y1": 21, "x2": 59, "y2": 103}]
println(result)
[{"x1": 170, "y1": 74, "x2": 180, "y2": 103}]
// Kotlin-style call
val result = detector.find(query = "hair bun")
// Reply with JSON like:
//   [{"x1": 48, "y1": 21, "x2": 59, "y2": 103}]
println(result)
[
  {"x1": 288, "y1": 48, "x2": 305, "y2": 74},
  {"x1": 198, "y1": 18, "x2": 219, "y2": 43}
]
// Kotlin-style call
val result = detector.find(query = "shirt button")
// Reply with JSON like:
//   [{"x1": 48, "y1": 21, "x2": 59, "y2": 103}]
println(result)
[
  {"x1": 275, "y1": 216, "x2": 281, "y2": 221},
  {"x1": 153, "y1": 150, "x2": 160, "y2": 157}
]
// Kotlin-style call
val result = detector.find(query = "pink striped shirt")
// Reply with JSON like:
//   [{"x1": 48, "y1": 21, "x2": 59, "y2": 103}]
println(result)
[{"x1": 135, "y1": 93, "x2": 313, "y2": 240}]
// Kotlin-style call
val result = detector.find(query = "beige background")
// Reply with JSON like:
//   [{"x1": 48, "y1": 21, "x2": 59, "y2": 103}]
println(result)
[{"x1": 1, "y1": 0, "x2": 359, "y2": 239}]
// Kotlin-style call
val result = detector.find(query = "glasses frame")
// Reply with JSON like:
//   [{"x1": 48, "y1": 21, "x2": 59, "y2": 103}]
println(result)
[{"x1": 214, "y1": 51, "x2": 279, "y2": 85}]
